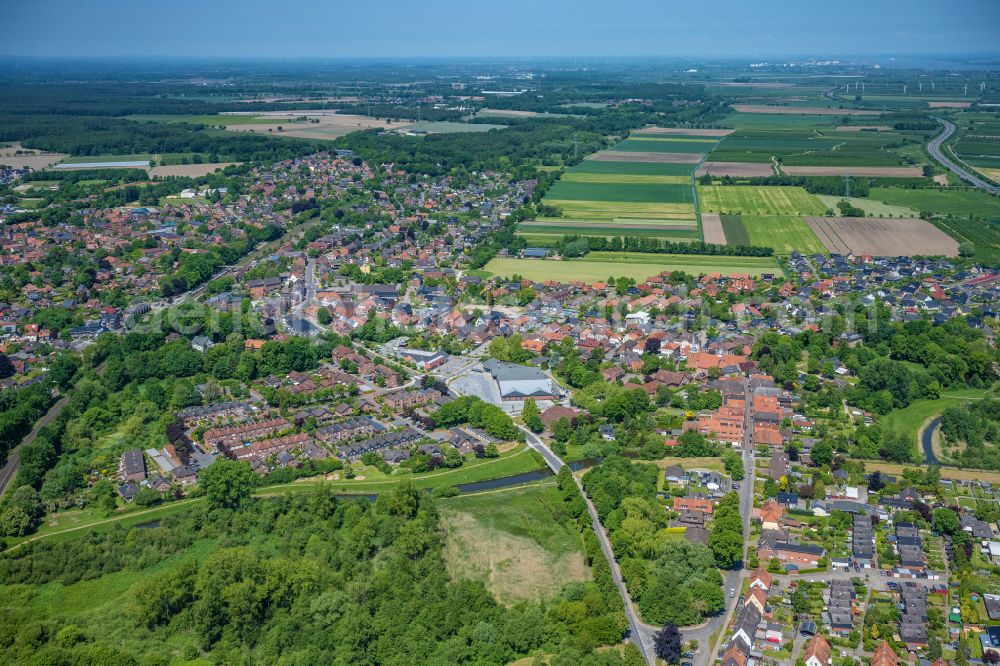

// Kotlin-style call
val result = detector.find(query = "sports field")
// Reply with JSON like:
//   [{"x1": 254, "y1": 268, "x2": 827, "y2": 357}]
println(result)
[
  {"x1": 697, "y1": 185, "x2": 828, "y2": 216},
  {"x1": 484, "y1": 252, "x2": 779, "y2": 283},
  {"x1": 739, "y1": 215, "x2": 827, "y2": 254}
]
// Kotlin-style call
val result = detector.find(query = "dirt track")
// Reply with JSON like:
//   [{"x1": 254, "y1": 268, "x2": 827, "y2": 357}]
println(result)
[
  {"x1": 587, "y1": 151, "x2": 700, "y2": 164},
  {"x1": 804, "y1": 216, "x2": 958, "y2": 256},
  {"x1": 700, "y1": 214, "x2": 726, "y2": 244},
  {"x1": 782, "y1": 165, "x2": 924, "y2": 177},
  {"x1": 696, "y1": 161, "x2": 774, "y2": 177}
]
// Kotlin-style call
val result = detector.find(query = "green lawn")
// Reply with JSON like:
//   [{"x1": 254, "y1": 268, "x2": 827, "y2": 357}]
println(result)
[
  {"x1": 439, "y1": 483, "x2": 589, "y2": 604},
  {"x1": 484, "y1": 252, "x2": 779, "y2": 283},
  {"x1": 740, "y1": 215, "x2": 827, "y2": 254},
  {"x1": 697, "y1": 185, "x2": 828, "y2": 216}
]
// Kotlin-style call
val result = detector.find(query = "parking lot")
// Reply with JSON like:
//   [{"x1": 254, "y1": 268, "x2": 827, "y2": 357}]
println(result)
[{"x1": 449, "y1": 367, "x2": 511, "y2": 411}]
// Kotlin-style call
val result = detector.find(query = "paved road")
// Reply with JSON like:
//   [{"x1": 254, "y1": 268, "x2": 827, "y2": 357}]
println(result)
[
  {"x1": 928, "y1": 117, "x2": 1000, "y2": 194},
  {"x1": 691, "y1": 377, "x2": 757, "y2": 663},
  {"x1": 519, "y1": 427, "x2": 565, "y2": 475},
  {"x1": 574, "y1": 471, "x2": 656, "y2": 665},
  {"x1": 514, "y1": 426, "x2": 654, "y2": 664},
  {"x1": 0, "y1": 391, "x2": 67, "y2": 499}
]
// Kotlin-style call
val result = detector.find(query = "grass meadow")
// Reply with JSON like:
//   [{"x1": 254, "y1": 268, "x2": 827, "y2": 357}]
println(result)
[{"x1": 439, "y1": 483, "x2": 589, "y2": 604}]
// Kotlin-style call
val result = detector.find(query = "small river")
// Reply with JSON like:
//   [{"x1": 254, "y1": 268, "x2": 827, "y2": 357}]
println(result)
[
  {"x1": 922, "y1": 417, "x2": 941, "y2": 465},
  {"x1": 133, "y1": 459, "x2": 600, "y2": 528}
]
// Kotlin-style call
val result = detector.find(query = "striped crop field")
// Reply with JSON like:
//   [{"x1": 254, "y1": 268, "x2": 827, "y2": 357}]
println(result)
[
  {"x1": 484, "y1": 253, "x2": 780, "y2": 284},
  {"x1": 560, "y1": 173, "x2": 690, "y2": 184},
  {"x1": 739, "y1": 215, "x2": 827, "y2": 254},
  {"x1": 544, "y1": 199, "x2": 696, "y2": 220},
  {"x1": 545, "y1": 181, "x2": 692, "y2": 204},
  {"x1": 696, "y1": 185, "x2": 828, "y2": 216},
  {"x1": 568, "y1": 160, "x2": 695, "y2": 176}
]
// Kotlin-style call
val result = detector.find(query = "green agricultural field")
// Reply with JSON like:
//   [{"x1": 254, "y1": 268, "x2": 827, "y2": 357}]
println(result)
[
  {"x1": 516, "y1": 229, "x2": 699, "y2": 246},
  {"x1": 868, "y1": 187, "x2": 1000, "y2": 218},
  {"x1": 720, "y1": 215, "x2": 750, "y2": 245},
  {"x1": 545, "y1": 199, "x2": 695, "y2": 220},
  {"x1": 545, "y1": 181, "x2": 692, "y2": 204},
  {"x1": 627, "y1": 135, "x2": 718, "y2": 144},
  {"x1": 740, "y1": 215, "x2": 827, "y2": 254},
  {"x1": 403, "y1": 121, "x2": 506, "y2": 134},
  {"x1": 568, "y1": 160, "x2": 695, "y2": 176},
  {"x1": 439, "y1": 483, "x2": 589, "y2": 605},
  {"x1": 710, "y1": 128, "x2": 917, "y2": 166},
  {"x1": 718, "y1": 113, "x2": 837, "y2": 130},
  {"x1": 484, "y1": 253, "x2": 779, "y2": 283},
  {"x1": 60, "y1": 153, "x2": 158, "y2": 164},
  {"x1": 128, "y1": 114, "x2": 286, "y2": 125},
  {"x1": 560, "y1": 172, "x2": 690, "y2": 184},
  {"x1": 614, "y1": 138, "x2": 714, "y2": 154},
  {"x1": 932, "y1": 217, "x2": 1000, "y2": 263},
  {"x1": 697, "y1": 185, "x2": 828, "y2": 215}
]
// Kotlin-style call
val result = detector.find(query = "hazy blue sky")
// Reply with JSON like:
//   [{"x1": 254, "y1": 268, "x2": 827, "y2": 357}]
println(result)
[{"x1": 5, "y1": 0, "x2": 999, "y2": 58}]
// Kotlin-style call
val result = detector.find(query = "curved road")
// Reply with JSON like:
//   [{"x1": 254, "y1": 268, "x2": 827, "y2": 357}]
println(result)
[
  {"x1": 519, "y1": 399, "x2": 755, "y2": 666},
  {"x1": 928, "y1": 117, "x2": 1000, "y2": 195}
]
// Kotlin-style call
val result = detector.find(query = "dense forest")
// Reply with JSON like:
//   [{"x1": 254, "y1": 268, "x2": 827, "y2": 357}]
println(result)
[
  {"x1": 0, "y1": 479, "x2": 641, "y2": 665},
  {"x1": 0, "y1": 115, "x2": 321, "y2": 161},
  {"x1": 940, "y1": 399, "x2": 1000, "y2": 469}
]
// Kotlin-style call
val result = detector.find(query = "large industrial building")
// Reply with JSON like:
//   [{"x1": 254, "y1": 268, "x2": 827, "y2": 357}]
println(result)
[{"x1": 483, "y1": 359, "x2": 558, "y2": 401}]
